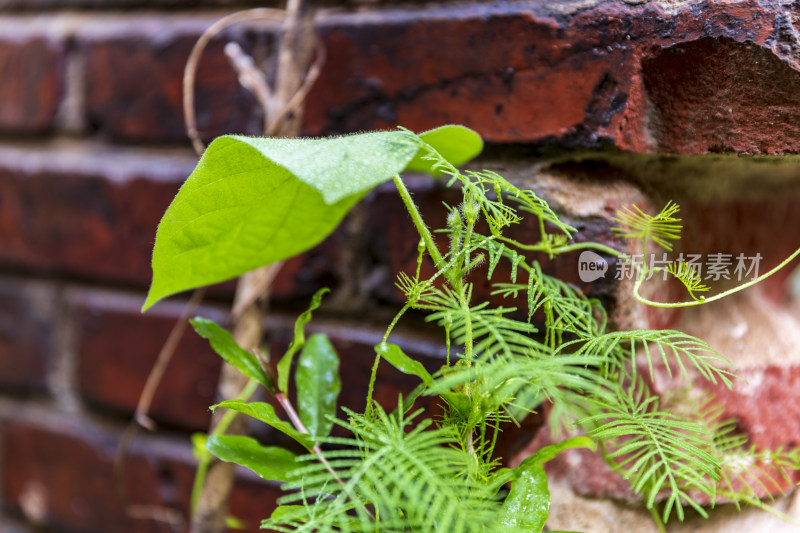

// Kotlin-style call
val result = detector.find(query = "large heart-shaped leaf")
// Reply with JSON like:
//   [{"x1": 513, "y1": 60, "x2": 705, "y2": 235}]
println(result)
[{"x1": 143, "y1": 126, "x2": 482, "y2": 311}]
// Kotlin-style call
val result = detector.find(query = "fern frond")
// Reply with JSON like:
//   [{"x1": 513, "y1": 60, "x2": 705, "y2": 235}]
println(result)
[
  {"x1": 395, "y1": 271, "x2": 434, "y2": 304},
  {"x1": 271, "y1": 406, "x2": 500, "y2": 533},
  {"x1": 428, "y1": 352, "x2": 611, "y2": 425},
  {"x1": 525, "y1": 260, "x2": 605, "y2": 338},
  {"x1": 421, "y1": 285, "x2": 545, "y2": 361},
  {"x1": 667, "y1": 261, "x2": 710, "y2": 302},
  {"x1": 613, "y1": 202, "x2": 682, "y2": 251},
  {"x1": 705, "y1": 412, "x2": 800, "y2": 507},
  {"x1": 582, "y1": 378, "x2": 720, "y2": 522},
  {"x1": 562, "y1": 329, "x2": 736, "y2": 387}
]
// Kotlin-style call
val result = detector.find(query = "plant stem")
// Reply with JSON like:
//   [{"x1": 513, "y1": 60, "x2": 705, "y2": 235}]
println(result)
[
  {"x1": 275, "y1": 393, "x2": 372, "y2": 518},
  {"x1": 496, "y1": 235, "x2": 625, "y2": 259},
  {"x1": 633, "y1": 246, "x2": 800, "y2": 308},
  {"x1": 275, "y1": 393, "x2": 343, "y2": 481},
  {"x1": 393, "y1": 174, "x2": 446, "y2": 272},
  {"x1": 365, "y1": 304, "x2": 413, "y2": 415},
  {"x1": 190, "y1": 378, "x2": 260, "y2": 513},
  {"x1": 649, "y1": 505, "x2": 667, "y2": 533}
]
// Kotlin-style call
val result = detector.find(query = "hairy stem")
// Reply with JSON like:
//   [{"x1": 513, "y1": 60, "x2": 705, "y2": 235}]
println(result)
[
  {"x1": 393, "y1": 175, "x2": 447, "y2": 275},
  {"x1": 496, "y1": 235, "x2": 624, "y2": 259}
]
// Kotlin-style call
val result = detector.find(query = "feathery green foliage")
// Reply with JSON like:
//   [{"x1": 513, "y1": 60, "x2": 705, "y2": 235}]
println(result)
[
  {"x1": 613, "y1": 201, "x2": 682, "y2": 252},
  {"x1": 146, "y1": 126, "x2": 800, "y2": 532}
]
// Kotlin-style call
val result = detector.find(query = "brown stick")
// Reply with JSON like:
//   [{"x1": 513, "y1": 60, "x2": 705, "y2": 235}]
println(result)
[{"x1": 189, "y1": 1, "x2": 316, "y2": 531}]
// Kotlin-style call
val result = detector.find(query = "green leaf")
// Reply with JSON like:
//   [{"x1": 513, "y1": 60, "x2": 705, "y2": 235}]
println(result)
[
  {"x1": 405, "y1": 125, "x2": 483, "y2": 176},
  {"x1": 296, "y1": 334, "x2": 341, "y2": 440},
  {"x1": 191, "y1": 432, "x2": 209, "y2": 461},
  {"x1": 143, "y1": 126, "x2": 481, "y2": 310},
  {"x1": 268, "y1": 505, "x2": 307, "y2": 522},
  {"x1": 206, "y1": 435, "x2": 298, "y2": 482},
  {"x1": 212, "y1": 400, "x2": 314, "y2": 451},
  {"x1": 496, "y1": 437, "x2": 595, "y2": 531},
  {"x1": 521, "y1": 436, "x2": 597, "y2": 467},
  {"x1": 277, "y1": 288, "x2": 328, "y2": 394},
  {"x1": 497, "y1": 462, "x2": 549, "y2": 532},
  {"x1": 375, "y1": 342, "x2": 434, "y2": 386},
  {"x1": 189, "y1": 317, "x2": 272, "y2": 391},
  {"x1": 225, "y1": 515, "x2": 246, "y2": 530}
]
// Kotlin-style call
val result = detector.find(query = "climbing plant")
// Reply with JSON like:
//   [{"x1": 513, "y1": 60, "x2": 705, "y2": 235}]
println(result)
[{"x1": 145, "y1": 125, "x2": 800, "y2": 532}]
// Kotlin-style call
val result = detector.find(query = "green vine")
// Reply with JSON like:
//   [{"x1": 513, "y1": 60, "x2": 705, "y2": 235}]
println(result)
[{"x1": 145, "y1": 125, "x2": 800, "y2": 532}]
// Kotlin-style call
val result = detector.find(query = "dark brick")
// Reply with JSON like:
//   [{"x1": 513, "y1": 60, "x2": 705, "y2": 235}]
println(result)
[
  {"x1": 83, "y1": 22, "x2": 262, "y2": 144},
  {"x1": 0, "y1": 144, "x2": 342, "y2": 300},
  {"x1": 0, "y1": 146, "x2": 194, "y2": 287},
  {"x1": 0, "y1": 36, "x2": 63, "y2": 133},
  {"x1": 1, "y1": 417, "x2": 187, "y2": 532},
  {"x1": 71, "y1": 288, "x2": 226, "y2": 431},
  {"x1": 301, "y1": 1, "x2": 800, "y2": 153},
  {"x1": 0, "y1": 278, "x2": 52, "y2": 395},
  {"x1": 0, "y1": 414, "x2": 282, "y2": 532},
  {"x1": 643, "y1": 37, "x2": 800, "y2": 155}
]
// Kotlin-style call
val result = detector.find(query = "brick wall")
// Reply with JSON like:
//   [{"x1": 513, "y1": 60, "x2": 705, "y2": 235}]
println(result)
[{"x1": 3, "y1": 1, "x2": 800, "y2": 532}]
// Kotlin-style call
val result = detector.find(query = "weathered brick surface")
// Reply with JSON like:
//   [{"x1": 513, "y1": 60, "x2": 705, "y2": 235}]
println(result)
[
  {"x1": 0, "y1": 146, "x2": 193, "y2": 286},
  {"x1": 83, "y1": 24, "x2": 262, "y2": 144},
  {"x1": 71, "y1": 288, "x2": 226, "y2": 430},
  {"x1": 303, "y1": 0, "x2": 800, "y2": 154},
  {"x1": 0, "y1": 144, "x2": 342, "y2": 300},
  {"x1": 1, "y1": 2, "x2": 799, "y2": 150},
  {"x1": 0, "y1": 415, "x2": 281, "y2": 532},
  {"x1": 0, "y1": 278, "x2": 53, "y2": 395},
  {"x1": 642, "y1": 36, "x2": 800, "y2": 155},
  {"x1": 0, "y1": 36, "x2": 63, "y2": 134}
]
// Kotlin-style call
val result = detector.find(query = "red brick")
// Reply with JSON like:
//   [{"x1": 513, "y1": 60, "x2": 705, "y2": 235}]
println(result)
[
  {"x1": 0, "y1": 414, "x2": 282, "y2": 532},
  {"x1": 643, "y1": 37, "x2": 800, "y2": 155},
  {"x1": 0, "y1": 145, "x2": 193, "y2": 287},
  {"x1": 302, "y1": 1, "x2": 800, "y2": 154},
  {"x1": 83, "y1": 22, "x2": 262, "y2": 144},
  {"x1": 0, "y1": 36, "x2": 63, "y2": 133},
  {"x1": 71, "y1": 288, "x2": 226, "y2": 431},
  {"x1": 0, "y1": 144, "x2": 342, "y2": 300},
  {"x1": 0, "y1": 278, "x2": 52, "y2": 394},
  {"x1": 1, "y1": 416, "x2": 188, "y2": 532},
  {"x1": 708, "y1": 366, "x2": 800, "y2": 451}
]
